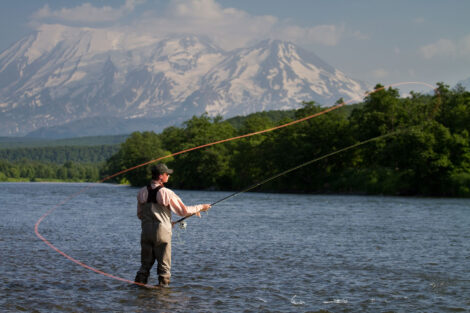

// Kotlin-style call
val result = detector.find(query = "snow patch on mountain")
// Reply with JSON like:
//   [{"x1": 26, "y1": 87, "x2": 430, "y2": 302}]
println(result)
[{"x1": 0, "y1": 26, "x2": 369, "y2": 137}]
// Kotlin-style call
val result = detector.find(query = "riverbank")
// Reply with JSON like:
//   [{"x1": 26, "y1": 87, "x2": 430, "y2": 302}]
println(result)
[
  {"x1": 0, "y1": 177, "x2": 92, "y2": 183},
  {"x1": 1, "y1": 178, "x2": 468, "y2": 199}
]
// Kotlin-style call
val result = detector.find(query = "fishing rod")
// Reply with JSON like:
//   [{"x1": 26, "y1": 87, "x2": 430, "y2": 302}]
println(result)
[
  {"x1": 33, "y1": 81, "x2": 439, "y2": 289},
  {"x1": 172, "y1": 126, "x2": 412, "y2": 227}
]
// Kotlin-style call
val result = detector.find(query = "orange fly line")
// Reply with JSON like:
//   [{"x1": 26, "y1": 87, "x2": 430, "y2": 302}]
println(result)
[{"x1": 34, "y1": 81, "x2": 438, "y2": 289}]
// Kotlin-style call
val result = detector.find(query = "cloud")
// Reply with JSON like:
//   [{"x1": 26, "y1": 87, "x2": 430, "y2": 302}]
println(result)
[
  {"x1": 29, "y1": 0, "x2": 355, "y2": 51},
  {"x1": 420, "y1": 38, "x2": 456, "y2": 59},
  {"x1": 277, "y1": 24, "x2": 344, "y2": 46},
  {"x1": 419, "y1": 34, "x2": 470, "y2": 59},
  {"x1": 147, "y1": 0, "x2": 279, "y2": 49},
  {"x1": 129, "y1": 0, "x2": 346, "y2": 50},
  {"x1": 32, "y1": 0, "x2": 144, "y2": 24}
]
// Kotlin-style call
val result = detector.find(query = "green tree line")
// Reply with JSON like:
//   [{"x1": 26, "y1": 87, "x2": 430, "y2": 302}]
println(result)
[
  {"x1": 0, "y1": 145, "x2": 120, "y2": 163},
  {"x1": 0, "y1": 134, "x2": 128, "y2": 149},
  {"x1": 1, "y1": 83, "x2": 468, "y2": 196},
  {"x1": 0, "y1": 159, "x2": 100, "y2": 182},
  {"x1": 102, "y1": 83, "x2": 470, "y2": 197},
  {"x1": 0, "y1": 145, "x2": 117, "y2": 182}
]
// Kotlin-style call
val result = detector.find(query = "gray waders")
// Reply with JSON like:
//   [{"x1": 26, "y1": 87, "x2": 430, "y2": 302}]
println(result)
[{"x1": 134, "y1": 185, "x2": 172, "y2": 286}]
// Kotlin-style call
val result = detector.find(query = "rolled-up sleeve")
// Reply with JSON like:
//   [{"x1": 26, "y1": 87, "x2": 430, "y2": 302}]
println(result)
[
  {"x1": 157, "y1": 188, "x2": 203, "y2": 217},
  {"x1": 136, "y1": 187, "x2": 148, "y2": 219}
]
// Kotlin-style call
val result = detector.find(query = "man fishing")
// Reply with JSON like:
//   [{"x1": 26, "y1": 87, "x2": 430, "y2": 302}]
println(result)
[{"x1": 134, "y1": 163, "x2": 211, "y2": 287}]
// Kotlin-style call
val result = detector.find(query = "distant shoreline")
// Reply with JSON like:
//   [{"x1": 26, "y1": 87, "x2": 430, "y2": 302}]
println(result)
[{"x1": 1, "y1": 179, "x2": 469, "y2": 199}]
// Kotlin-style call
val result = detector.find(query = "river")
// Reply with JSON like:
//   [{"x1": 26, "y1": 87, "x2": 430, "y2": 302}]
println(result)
[{"x1": 1, "y1": 182, "x2": 469, "y2": 312}]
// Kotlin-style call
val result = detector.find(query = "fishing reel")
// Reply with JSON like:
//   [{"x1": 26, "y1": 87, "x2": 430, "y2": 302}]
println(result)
[{"x1": 178, "y1": 221, "x2": 187, "y2": 229}]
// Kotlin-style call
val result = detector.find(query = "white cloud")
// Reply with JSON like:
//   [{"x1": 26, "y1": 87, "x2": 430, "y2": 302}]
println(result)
[
  {"x1": 302, "y1": 24, "x2": 344, "y2": 46},
  {"x1": 420, "y1": 38, "x2": 456, "y2": 59},
  {"x1": 32, "y1": 0, "x2": 144, "y2": 24},
  {"x1": 274, "y1": 24, "x2": 344, "y2": 47},
  {"x1": 29, "y1": 0, "x2": 359, "y2": 51},
  {"x1": 419, "y1": 34, "x2": 470, "y2": 59},
  {"x1": 170, "y1": 0, "x2": 230, "y2": 20},
  {"x1": 129, "y1": 0, "x2": 346, "y2": 50},
  {"x1": 147, "y1": 0, "x2": 279, "y2": 49}
]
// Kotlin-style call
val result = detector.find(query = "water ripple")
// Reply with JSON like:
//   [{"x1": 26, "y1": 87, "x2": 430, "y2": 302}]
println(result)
[{"x1": 1, "y1": 183, "x2": 469, "y2": 312}]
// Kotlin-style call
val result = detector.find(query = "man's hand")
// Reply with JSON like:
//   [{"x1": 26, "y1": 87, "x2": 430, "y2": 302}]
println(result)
[
  {"x1": 195, "y1": 204, "x2": 211, "y2": 217},
  {"x1": 201, "y1": 204, "x2": 211, "y2": 212}
]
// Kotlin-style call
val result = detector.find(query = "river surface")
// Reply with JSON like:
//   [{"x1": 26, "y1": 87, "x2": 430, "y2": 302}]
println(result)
[{"x1": 1, "y1": 182, "x2": 469, "y2": 312}]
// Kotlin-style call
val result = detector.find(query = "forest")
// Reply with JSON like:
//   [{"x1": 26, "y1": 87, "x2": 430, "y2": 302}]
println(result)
[
  {"x1": 102, "y1": 83, "x2": 470, "y2": 197},
  {"x1": 0, "y1": 159, "x2": 100, "y2": 182},
  {"x1": 1, "y1": 83, "x2": 469, "y2": 196},
  {"x1": 0, "y1": 145, "x2": 119, "y2": 163},
  {"x1": 0, "y1": 144, "x2": 118, "y2": 182}
]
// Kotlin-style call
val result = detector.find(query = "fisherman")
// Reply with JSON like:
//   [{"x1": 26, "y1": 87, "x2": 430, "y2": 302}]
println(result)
[{"x1": 134, "y1": 163, "x2": 211, "y2": 287}]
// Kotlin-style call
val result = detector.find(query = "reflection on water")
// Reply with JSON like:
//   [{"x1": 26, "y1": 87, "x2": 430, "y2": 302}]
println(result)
[{"x1": 1, "y1": 182, "x2": 469, "y2": 312}]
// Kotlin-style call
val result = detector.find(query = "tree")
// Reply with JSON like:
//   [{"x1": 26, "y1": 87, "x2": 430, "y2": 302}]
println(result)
[
  {"x1": 102, "y1": 131, "x2": 171, "y2": 186},
  {"x1": 97, "y1": 84, "x2": 469, "y2": 197},
  {"x1": 230, "y1": 114, "x2": 275, "y2": 189},
  {"x1": 166, "y1": 114, "x2": 236, "y2": 189}
]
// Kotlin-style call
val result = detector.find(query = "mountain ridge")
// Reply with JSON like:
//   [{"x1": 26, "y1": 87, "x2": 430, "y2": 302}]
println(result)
[{"x1": 0, "y1": 25, "x2": 369, "y2": 138}]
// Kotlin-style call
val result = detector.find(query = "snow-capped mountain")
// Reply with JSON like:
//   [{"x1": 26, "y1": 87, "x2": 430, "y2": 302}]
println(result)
[
  {"x1": 198, "y1": 39, "x2": 366, "y2": 117},
  {"x1": 0, "y1": 24, "x2": 368, "y2": 137}
]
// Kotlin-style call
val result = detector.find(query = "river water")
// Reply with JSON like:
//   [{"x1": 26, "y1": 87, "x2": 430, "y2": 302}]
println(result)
[{"x1": 1, "y1": 182, "x2": 469, "y2": 312}]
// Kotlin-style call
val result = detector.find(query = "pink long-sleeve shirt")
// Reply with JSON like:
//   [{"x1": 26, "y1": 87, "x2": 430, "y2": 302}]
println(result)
[{"x1": 137, "y1": 181, "x2": 204, "y2": 219}]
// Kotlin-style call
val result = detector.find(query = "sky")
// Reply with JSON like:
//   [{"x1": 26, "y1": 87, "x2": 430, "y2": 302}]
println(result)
[{"x1": 1, "y1": 0, "x2": 469, "y2": 91}]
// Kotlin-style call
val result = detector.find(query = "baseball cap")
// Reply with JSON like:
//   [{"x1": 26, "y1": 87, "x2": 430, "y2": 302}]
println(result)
[{"x1": 152, "y1": 163, "x2": 174, "y2": 176}]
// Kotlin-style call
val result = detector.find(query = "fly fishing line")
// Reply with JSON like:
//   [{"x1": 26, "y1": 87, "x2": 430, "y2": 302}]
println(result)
[
  {"x1": 33, "y1": 81, "x2": 439, "y2": 289},
  {"x1": 172, "y1": 125, "x2": 413, "y2": 226}
]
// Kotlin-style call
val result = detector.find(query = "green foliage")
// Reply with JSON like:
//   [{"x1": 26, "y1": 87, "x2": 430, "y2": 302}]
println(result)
[
  {"x1": 164, "y1": 115, "x2": 236, "y2": 190},
  {"x1": 100, "y1": 131, "x2": 171, "y2": 186},
  {"x1": 447, "y1": 171, "x2": 470, "y2": 197},
  {"x1": 225, "y1": 110, "x2": 296, "y2": 129},
  {"x1": 0, "y1": 159, "x2": 100, "y2": 182},
  {"x1": 100, "y1": 83, "x2": 469, "y2": 197},
  {"x1": 6, "y1": 82, "x2": 468, "y2": 197},
  {"x1": 230, "y1": 114, "x2": 276, "y2": 189},
  {"x1": 0, "y1": 134, "x2": 128, "y2": 149},
  {"x1": 0, "y1": 145, "x2": 120, "y2": 163}
]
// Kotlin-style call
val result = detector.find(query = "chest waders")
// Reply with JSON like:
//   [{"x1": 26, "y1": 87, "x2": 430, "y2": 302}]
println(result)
[{"x1": 134, "y1": 185, "x2": 172, "y2": 286}]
